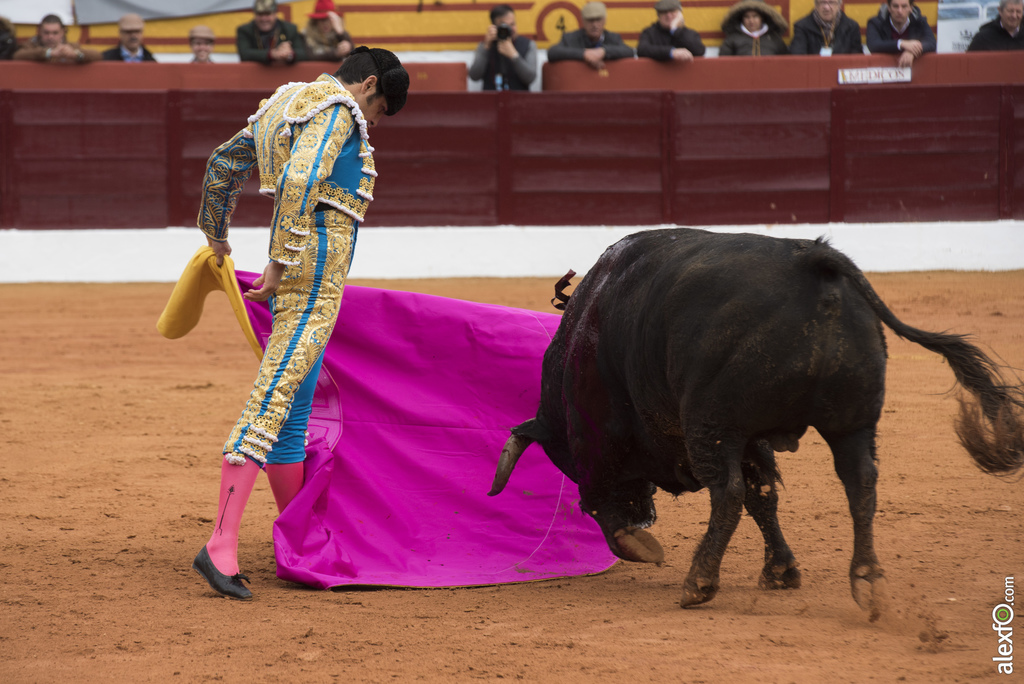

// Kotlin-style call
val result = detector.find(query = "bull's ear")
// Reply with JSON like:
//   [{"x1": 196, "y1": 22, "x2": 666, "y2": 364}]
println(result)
[{"x1": 551, "y1": 269, "x2": 576, "y2": 311}]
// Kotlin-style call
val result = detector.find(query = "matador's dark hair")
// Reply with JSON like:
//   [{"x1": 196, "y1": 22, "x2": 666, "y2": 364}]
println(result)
[{"x1": 335, "y1": 46, "x2": 409, "y2": 116}]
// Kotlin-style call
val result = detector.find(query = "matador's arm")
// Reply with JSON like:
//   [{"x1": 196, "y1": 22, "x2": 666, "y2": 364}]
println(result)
[{"x1": 197, "y1": 129, "x2": 258, "y2": 243}]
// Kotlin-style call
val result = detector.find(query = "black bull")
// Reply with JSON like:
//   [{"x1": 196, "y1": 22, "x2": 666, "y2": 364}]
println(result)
[{"x1": 490, "y1": 229, "x2": 1023, "y2": 618}]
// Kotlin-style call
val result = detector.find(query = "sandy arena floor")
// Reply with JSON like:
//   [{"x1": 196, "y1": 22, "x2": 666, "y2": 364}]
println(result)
[{"x1": 1, "y1": 272, "x2": 1022, "y2": 683}]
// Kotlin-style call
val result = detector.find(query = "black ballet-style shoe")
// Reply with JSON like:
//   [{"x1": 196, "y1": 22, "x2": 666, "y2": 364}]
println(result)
[{"x1": 192, "y1": 546, "x2": 253, "y2": 600}]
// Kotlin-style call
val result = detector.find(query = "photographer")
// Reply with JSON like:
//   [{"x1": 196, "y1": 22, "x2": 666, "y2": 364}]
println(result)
[{"x1": 468, "y1": 4, "x2": 537, "y2": 91}]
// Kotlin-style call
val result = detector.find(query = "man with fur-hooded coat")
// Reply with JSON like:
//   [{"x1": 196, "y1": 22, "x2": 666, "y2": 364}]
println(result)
[{"x1": 719, "y1": 0, "x2": 789, "y2": 55}]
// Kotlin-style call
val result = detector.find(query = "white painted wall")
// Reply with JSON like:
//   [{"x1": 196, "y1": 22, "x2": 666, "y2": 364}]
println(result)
[{"x1": 2, "y1": 222, "x2": 1022, "y2": 283}]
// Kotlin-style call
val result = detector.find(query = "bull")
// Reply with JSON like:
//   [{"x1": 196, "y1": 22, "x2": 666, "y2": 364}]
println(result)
[{"x1": 490, "y1": 229, "x2": 1023, "y2": 619}]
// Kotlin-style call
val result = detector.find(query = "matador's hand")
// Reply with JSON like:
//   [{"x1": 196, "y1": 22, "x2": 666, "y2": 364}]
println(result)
[
  {"x1": 244, "y1": 261, "x2": 286, "y2": 302},
  {"x1": 207, "y1": 237, "x2": 232, "y2": 267}
]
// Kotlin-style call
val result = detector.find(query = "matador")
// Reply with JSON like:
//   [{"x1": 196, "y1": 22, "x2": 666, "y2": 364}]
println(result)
[{"x1": 191, "y1": 47, "x2": 410, "y2": 599}]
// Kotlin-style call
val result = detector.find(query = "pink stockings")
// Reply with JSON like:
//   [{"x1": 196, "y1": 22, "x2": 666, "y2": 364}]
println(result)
[
  {"x1": 205, "y1": 458, "x2": 259, "y2": 576},
  {"x1": 204, "y1": 458, "x2": 305, "y2": 576},
  {"x1": 265, "y1": 462, "x2": 305, "y2": 515}
]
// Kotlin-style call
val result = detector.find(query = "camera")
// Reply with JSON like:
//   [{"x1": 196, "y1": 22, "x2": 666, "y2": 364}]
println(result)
[{"x1": 496, "y1": 23, "x2": 511, "y2": 40}]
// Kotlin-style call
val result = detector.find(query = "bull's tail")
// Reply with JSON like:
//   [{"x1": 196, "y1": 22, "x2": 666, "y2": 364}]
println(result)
[
  {"x1": 806, "y1": 239, "x2": 1024, "y2": 476},
  {"x1": 489, "y1": 418, "x2": 552, "y2": 495}
]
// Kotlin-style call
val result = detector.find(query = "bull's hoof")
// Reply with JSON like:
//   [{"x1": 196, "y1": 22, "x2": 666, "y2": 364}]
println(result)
[
  {"x1": 850, "y1": 564, "x2": 889, "y2": 622},
  {"x1": 613, "y1": 527, "x2": 664, "y2": 564},
  {"x1": 679, "y1": 575, "x2": 719, "y2": 608},
  {"x1": 758, "y1": 559, "x2": 801, "y2": 590}
]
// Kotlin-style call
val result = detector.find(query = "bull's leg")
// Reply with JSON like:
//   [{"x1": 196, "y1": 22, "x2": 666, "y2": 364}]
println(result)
[
  {"x1": 581, "y1": 480, "x2": 665, "y2": 564},
  {"x1": 680, "y1": 436, "x2": 746, "y2": 608},
  {"x1": 742, "y1": 441, "x2": 800, "y2": 590},
  {"x1": 821, "y1": 427, "x2": 887, "y2": 621}
]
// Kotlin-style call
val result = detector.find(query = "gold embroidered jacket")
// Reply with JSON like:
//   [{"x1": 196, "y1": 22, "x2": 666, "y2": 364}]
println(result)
[{"x1": 197, "y1": 74, "x2": 376, "y2": 265}]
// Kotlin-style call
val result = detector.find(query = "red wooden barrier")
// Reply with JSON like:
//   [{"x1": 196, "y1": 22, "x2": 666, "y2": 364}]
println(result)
[
  {"x1": 503, "y1": 92, "x2": 667, "y2": 225},
  {"x1": 370, "y1": 93, "x2": 500, "y2": 226},
  {"x1": 8, "y1": 91, "x2": 169, "y2": 228},
  {"x1": 0, "y1": 83, "x2": 1021, "y2": 229},
  {"x1": 0, "y1": 62, "x2": 468, "y2": 93},
  {"x1": 833, "y1": 86, "x2": 1003, "y2": 222},
  {"x1": 672, "y1": 90, "x2": 831, "y2": 225},
  {"x1": 542, "y1": 53, "x2": 1024, "y2": 92},
  {"x1": 1008, "y1": 87, "x2": 1024, "y2": 220}
]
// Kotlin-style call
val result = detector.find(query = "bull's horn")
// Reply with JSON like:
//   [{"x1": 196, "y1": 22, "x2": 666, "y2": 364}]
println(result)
[{"x1": 489, "y1": 434, "x2": 532, "y2": 496}]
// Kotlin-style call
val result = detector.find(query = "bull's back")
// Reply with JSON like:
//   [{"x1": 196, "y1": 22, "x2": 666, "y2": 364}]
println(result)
[{"x1": 552, "y1": 229, "x2": 888, "y2": 440}]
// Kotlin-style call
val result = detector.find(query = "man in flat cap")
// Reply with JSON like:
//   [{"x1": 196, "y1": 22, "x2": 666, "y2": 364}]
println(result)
[
  {"x1": 102, "y1": 13, "x2": 157, "y2": 62},
  {"x1": 548, "y1": 1, "x2": 635, "y2": 69},
  {"x1": 637, "y1": 0, "x2": 706, "y2": 62},
  {"x1": 237, "y1": 0, "x2": 307, "y2": 64}
]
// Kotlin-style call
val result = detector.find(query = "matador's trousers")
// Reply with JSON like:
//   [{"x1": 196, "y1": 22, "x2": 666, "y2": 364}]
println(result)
[{"x1": 224, "y1": 208, "x2": 356, "y2": 466}]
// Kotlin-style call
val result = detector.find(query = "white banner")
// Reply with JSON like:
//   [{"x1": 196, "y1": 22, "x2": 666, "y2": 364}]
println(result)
[
  {"x1": 937, "y1": 0, "x2": 999, "y2": 52},
  {"x1": 0, "y1": 0, "x2": 74, "y2": 25},
  {"x1": 73, "y1": 0, "x2": 262, "y2": 25}
]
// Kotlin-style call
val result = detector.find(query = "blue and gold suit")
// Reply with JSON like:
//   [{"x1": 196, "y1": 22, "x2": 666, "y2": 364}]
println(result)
[{"x1": 198, "y1": 74, "x2": 377, "y2": 466}]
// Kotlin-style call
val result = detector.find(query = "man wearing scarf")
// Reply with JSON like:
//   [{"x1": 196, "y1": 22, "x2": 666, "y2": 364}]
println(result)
[{"x1": 790, "y1": 0, "x2": 865, "y2": 54}]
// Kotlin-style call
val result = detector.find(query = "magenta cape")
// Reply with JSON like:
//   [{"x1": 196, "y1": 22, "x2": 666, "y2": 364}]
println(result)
[{"x1": 236, "y1": 273, "x2": 617, "y2": 589}]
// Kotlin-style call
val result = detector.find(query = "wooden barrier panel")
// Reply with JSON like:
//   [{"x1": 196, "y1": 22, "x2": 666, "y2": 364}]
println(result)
[
  {"x1": 0, "y1": 62, "x2": 468, "y2": 93},
  {"x1": 1009, "y1": 86, "x2": 1024, "y2": 221},
  {"x1": 543, "y1": 53, "x2": 1024, "y2": 92},
  {"x1": 503, "y1": 92, "x2": 667, "y2": 226},
  {"x1": 8, "y1": 91, "x2": 169, "y2": 228},
  {"x1": 369, "y1": 93, "x2": 500, "y2": 226},
  {"x1": 672, "y1": 89, "x2": 832, "y2": 225},
  {"x1": 833, "y1": 86, "x2": 1002, "y2": 222},
  {"x1": 0, "y1": 84, "x2": 1021, "y2": 230}
]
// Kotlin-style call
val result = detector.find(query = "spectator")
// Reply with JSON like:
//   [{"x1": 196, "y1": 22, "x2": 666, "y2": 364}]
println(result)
[
  {"x1": 304, "y1": 0, "x2": 353, "y2": 62},
  {"x1": 189, "y1": 25, "x2": 216, "y2": 63},
  {"x1": 720, "y1": 0, "x2": 789, "y2": 55},
  {"x1": 0, "y1": 15, "x2": 16, "y2": 59},
  {"x1": 866, "y1": 0, "x2": 936, "y2": 67},
  {"x1": 468, "y1": 4, "x2": 538, "y2": 90},
  {"x1": 102, "y1": 13, "x2": 156, "y2": 62},
  {"x1": 547, "y1": 1, "x2": 635, "y2": 69},
  {"x1": 237, "y1": 0, "x2": 307, "y2": 64},
  {"x1": 637, "y1": 0, "x2": 705, "y2": 62},
  {"x1": 13, "y1": 14, "x2": 101, "y2": 63},
  {"x1": 790, "y1": 0, "x2": 864, "y2": 54},
  {"x1": 967, "y1": 0, "x2": 1022, "y2": 50}
]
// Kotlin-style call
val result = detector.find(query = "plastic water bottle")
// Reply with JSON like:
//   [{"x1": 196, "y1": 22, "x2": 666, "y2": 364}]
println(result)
[{"x1": 495, "y1": 74, "x2": 504, "y2": 91}]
